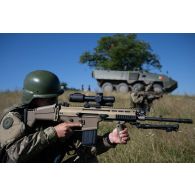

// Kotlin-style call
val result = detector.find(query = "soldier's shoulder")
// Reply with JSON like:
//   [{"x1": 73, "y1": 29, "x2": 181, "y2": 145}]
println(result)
[{"x1": 0, "y1": 106, "x2": 25, "y2": 147}]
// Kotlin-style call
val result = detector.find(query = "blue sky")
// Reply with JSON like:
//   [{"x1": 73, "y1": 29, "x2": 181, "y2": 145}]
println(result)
[{"x1": 0, "y1": 33, "x2": 194, "y2": 95}]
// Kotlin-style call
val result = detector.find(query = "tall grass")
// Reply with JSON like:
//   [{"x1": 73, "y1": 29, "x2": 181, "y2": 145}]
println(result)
[{"x1": 0, "y1": 91, "x2": 195, "y2": 162}]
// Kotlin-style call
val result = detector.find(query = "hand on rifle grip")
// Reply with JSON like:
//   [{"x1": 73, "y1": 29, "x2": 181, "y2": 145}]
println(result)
[
  {"x1": 109, "y1": 122, "x2": 130, "y2": 144},
  {"x1": 54, "y1": 122, "x2": 82, "y2": 138}
]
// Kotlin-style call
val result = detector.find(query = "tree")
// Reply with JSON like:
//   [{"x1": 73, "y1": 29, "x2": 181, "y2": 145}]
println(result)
[
  {"x1": 80, "y1": 34, "x2": 162, "y2": 71},
  {"x1": 60, "y1": 82, "x2": 68, "y2": 90},
  {"x1": 61, "y1": 82, "x2": 79, "y2": 91}
]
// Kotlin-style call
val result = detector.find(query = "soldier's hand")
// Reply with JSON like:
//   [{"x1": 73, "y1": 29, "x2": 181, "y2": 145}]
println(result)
[
  {"x1": 54, "y1": 122, "x2": 81, "y2": 138},
  {"x1": 109, "y1": 128, "x2": 130, "y2": 144}
]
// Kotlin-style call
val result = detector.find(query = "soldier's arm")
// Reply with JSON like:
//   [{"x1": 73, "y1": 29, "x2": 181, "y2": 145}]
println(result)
[
  {"x1": 95, "y1": 134, "x2": 117, "y2": 155},
  {"x1": 95, "y1": 128, "x2": 129, "y2": 155},
  {"x1": 5, "y1": 127, "x2": 58, "y2": 162},
  {"x1": 0, "y1": 112, "x2": 58, "y2": 162}
]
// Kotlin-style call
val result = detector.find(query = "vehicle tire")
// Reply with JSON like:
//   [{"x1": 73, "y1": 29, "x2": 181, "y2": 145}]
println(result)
[
  {"x1": 102, "y1": 82, "x2": 113, "y2": 93},
  {"x1": 153, "y1": 84, "x2": 163, "y2": 93},
  {"x1": 132, "y1": 83, "x2": 145, "y2": 92},
  {"x1": 116, "y1": 83, "x2": 129, "y2": 93}
]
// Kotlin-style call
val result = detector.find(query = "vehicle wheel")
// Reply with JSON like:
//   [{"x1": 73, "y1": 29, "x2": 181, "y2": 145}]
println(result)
[
  {"x1": 116, "y1": 83, "x2": 129, "y2": 93},
  {"x1": 132, "y1": 83, "x2": 145, "y2": 92},
  {"x1": 153, "y1": 84, "x2": 163, "y2": 93},
  {"x1": 102, "y1": 82, "x2": 113, "y2": 93}
]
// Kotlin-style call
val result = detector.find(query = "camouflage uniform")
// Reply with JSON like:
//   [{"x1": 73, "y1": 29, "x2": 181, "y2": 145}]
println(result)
[
  {"x1": 0, "y1": 70, "x2": 116, "y2": 163},
  {"x1": 130, "y1": 91, "x2": 162, "y2": 112},
  {"x1": 0, "y1": 105, "x2": 115, "y2": 163}
]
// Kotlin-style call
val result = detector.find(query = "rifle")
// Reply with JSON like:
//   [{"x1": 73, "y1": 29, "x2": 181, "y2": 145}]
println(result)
[{"x1": 25, "y1": 93, "x2": 193, "y2": 146}]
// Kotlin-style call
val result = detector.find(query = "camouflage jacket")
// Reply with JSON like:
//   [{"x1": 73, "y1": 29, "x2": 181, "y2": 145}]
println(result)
[{"x1": 0, "y1": 105, "x2": 116, "y2": 163}]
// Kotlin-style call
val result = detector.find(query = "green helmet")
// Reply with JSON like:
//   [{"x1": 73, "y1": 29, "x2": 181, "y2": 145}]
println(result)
[{"x1": 22, "y1": 70, "x2": 64, "y2": 104}]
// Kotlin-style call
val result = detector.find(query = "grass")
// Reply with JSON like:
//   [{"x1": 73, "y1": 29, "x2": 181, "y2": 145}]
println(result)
[{"x1": 0, "y1": 90, "x2": 195, "y2": 162}]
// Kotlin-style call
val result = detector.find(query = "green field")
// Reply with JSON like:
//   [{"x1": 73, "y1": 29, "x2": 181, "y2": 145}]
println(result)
[{"x1": 0, "y1": 90, "x2": 195, "y2": 162}]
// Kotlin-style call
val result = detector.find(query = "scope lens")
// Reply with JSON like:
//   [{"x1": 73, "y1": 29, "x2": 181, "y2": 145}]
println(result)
[{"x1": 69, "y1": 93, "x2": 85, "y2": 102}]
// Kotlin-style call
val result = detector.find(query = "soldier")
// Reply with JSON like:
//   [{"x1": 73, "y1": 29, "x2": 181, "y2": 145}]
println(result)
[
  {"x1": 81, "y1": 84, "x2": 84, "y2": 91},
  {"x1": 88, "y1": 85, "x2": 91, "y2": 92},
  {"x1": 130, "y1": 91, "x2": 163, "y2": 113},
  {"x1": 0, "y1": 70, "x2": 129, "y2": 163}
]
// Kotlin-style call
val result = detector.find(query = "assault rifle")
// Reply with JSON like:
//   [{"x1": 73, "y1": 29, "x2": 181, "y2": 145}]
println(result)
[{"x1": 25, "y1": 93, "x2": 193, "y2": 146}]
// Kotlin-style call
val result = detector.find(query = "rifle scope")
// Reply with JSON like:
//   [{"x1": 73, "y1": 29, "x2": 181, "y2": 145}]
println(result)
[{"x1": 69, "y1": 93, "x2": 115, "y2": 107}]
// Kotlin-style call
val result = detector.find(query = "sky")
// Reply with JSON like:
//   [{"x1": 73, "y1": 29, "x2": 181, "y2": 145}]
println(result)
[{"x1": 0, "y1": 33, "x2": 195, "y2": 95}]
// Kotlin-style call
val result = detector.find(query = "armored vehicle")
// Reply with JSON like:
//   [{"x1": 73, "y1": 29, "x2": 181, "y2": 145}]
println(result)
[{"x1": 92, "y1": 70, "x2": 177, "y2": 93}]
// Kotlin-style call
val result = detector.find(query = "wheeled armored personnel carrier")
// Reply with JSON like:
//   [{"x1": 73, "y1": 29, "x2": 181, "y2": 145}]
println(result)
[{"x1": 92, "y1": 70, "x2": 177, "y2": 93}]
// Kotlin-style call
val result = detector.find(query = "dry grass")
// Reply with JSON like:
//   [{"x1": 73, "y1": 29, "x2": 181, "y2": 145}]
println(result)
[
  {"x1": 97, "y1": 94, "x2": 195, "y2": 162},
  {"x1": 0, "y1": 90, "x2": 195, "y2": 162},
  {"x1": 0, "y1": 91, "x2": 22, "y2": 112}
]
